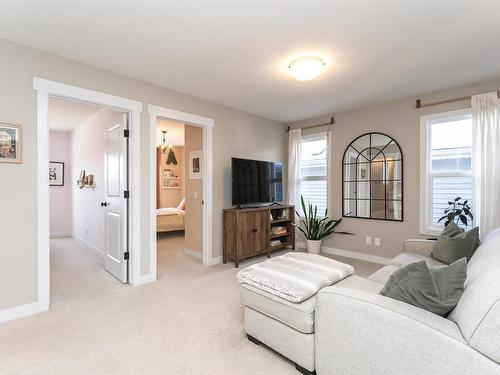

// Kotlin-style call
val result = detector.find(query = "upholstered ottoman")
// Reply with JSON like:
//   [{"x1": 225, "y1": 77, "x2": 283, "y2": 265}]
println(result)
[{"x1": 237, "y1": 252, "x2": 354, "y2": 375}]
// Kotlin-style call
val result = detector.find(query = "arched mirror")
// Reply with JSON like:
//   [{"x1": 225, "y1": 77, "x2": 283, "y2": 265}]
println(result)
[{"x1": 342, "y1": 133, "x2": 403, "y2": 221}]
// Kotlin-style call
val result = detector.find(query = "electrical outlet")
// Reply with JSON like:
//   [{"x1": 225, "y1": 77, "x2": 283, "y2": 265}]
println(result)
[
  {"x1": 194, "y1": 191, "x2": 198, "y2": 199},
  {"x1": 374, "y1": 237, "x2": 381, "y2": 246},
  {"x1": 366, "y1": 236, "x2": 372, "y2": 245}
]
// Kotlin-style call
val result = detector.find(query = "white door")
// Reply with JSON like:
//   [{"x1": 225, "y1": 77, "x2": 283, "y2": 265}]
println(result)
[{"x1": 102, "y1": 113, "x2": 129, "y2": 283}]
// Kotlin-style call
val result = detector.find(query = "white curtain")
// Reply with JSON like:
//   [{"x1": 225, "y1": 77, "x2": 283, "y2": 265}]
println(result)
[
  {"x1": 287, "y1": 129, "x2": 301, "y2": 206},
  {"x1": 472, "y1": 92, "x2": 500, "y2": 237}
]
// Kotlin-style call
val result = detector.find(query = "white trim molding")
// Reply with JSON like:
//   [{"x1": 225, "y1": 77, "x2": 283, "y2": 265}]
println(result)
[
  {"x1": 33, "y1": 77, "x2": 144, "y2": 319},
  {"x1": 49, "y1": 232, "x2": 73, "y2": 239},
  {"x1": 148, "y1": 104, "x2": 214, "y2": 281},
  {"x1": 296, "y1": 242, "x2": 392, "y2": 265},
  {"x1": 0, "y1": 302, "x2": 39, "y2": 324},
  {"x1": 183, "y1": 248, "x2": 202, "y2": 259},
  {"x1": 419, "y1": 108, "x2": 472, "y2": 236}
]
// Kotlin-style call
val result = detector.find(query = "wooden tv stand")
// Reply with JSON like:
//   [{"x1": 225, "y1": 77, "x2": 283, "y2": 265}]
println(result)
[{"x1": 223, "y1": 205, "x2": 295, "y2": 268}]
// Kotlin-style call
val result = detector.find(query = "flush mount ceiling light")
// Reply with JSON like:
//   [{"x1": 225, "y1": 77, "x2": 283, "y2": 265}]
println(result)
[{"x1": 288, "y1": 56, "x2": 326, "y2": 81}]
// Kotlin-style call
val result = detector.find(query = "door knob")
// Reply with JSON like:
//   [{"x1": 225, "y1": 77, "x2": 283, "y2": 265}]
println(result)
[{"x1": 100, "y1": 202, "x2": 109, "y2": 207}]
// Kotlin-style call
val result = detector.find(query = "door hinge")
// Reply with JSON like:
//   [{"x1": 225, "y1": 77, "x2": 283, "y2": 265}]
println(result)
[
  {"x1": 124, "y1": 129, "x2": 130, "y2": 138},
  {"x1": 124, "y1": 251, "x2": 130, "y2": 260},
  {"x1": 124, "y1": 190, "x2": 130, "y2": 199}
]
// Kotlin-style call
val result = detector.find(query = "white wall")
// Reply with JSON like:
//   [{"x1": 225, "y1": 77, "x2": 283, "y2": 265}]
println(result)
[
  {"x1": 0, "y1": 39, "x2": 286, "y2": 311},
  {"x1": 49, "y1": 131, "x2": 72, "y2": 237},
  {"x1": 71, "y1": 108, "x2": 124, "y2": 253},
  {"x1": 290, "y1": 77, "x2": 500, "y2": 259},
  {"x1": 184, "y1": 125, "x2": 203, "y2": 253}
]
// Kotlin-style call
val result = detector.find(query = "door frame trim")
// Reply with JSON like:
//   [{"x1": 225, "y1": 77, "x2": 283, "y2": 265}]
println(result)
[
  {"x1": 148, "y1": 104, "x2": 214, "y2": 281},
  {"x1": 33, "y1": 77, "x2": 143, "y2": 313}
]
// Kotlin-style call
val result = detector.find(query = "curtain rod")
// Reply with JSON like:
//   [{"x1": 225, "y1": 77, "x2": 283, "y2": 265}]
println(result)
[
  {"x1": 416, "y1": 90, "x2": 500, "y2": 109},
  {"x1": 286, "y1": 116, "x2": 335, "y2": 133}
]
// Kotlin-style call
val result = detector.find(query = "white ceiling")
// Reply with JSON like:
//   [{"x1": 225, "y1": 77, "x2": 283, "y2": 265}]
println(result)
[
  {"x1": 157, "y1": 119, "x2": 185, "y2": 147},
  {"x1": 48, "y1": 97, "x2": 101, "y2": 132},
  {"x1": 2, "y1": 1, "x2": 500, "y2": 122}
]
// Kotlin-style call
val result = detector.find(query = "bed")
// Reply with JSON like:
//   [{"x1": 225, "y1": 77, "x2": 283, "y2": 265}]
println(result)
[{"x1": 156, "y1": 207, "x2": 185, "y2": 232}]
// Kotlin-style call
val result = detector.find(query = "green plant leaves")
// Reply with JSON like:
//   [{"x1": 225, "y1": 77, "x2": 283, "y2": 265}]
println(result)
[
  {"x1": 441, "y1": 196, "x2": 473, "y2": 228},
  {"x1": 295, "y1": 195, "x2": 352, "y2": 240}
]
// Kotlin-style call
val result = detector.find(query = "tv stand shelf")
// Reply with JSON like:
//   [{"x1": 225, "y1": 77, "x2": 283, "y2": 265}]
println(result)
[{"x1": 223, "y1": 205, "x2": 295, "y2": 268}]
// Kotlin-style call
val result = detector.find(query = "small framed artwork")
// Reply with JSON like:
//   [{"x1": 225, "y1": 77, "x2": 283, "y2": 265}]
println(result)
[
  {"x1": 0, "y1": 123, "x2": 22, "y2": 164},
  {"x1": 189, "y1": 150, "x2": 202, "y2": 180},
  {"x1": 49, "y1": 161, "x2": 65, "y2": 186}
]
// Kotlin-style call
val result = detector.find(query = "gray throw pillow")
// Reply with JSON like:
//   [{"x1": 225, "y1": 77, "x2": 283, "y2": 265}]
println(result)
[
  {"x1": 380, "y1": 258, "x2": 467, "y2": 316},
  {"x1": 431, "y1": 222, "x2": 480, "y2": 264}
]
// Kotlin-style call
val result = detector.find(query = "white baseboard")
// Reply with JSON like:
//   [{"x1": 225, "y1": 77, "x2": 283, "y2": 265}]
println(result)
[
  {"x1": 297, "y1": 242, "x2": 392, "y2": 265},
  {"x1": 209, "y1": 256, "x2": 223, "y2": 265},
  {"x1": 50, "y1": 232, "x2": 72, "y2": 239},
  {"x1": 0, "y1": 302, "x2": 39, "y2": 324},
  {"x1": 72, "y1": 234, "x2": 104, "y2": 255},
  {"x1": 136, "y1": 273, "x2": 156, "y2": 286},
  {"x1": 183, "y1": 247, "x2": 202, "y2": 259}
]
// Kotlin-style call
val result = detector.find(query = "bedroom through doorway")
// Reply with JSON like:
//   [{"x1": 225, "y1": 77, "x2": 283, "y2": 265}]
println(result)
[{"x1": 155, "y1": 118, "x2": 204, "y2": 276}]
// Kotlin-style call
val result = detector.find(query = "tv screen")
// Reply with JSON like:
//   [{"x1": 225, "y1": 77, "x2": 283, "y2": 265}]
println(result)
[{"x1": 232, "y1": 157, "x2": 283, "y2": 205}]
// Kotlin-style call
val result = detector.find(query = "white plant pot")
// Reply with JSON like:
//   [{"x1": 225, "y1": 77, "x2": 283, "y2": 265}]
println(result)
[{"x1": 306, "y1": 239, "x2": 322, "y2": 255}]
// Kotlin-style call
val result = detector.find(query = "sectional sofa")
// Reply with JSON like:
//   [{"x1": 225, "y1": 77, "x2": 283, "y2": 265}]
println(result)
[{"x1": 241, "y1": 228, "x2": 500, "y2": 374}]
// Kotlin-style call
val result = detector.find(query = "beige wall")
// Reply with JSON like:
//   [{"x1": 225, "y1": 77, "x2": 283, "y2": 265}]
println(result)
[
  {"x1": 290, "y1": 76, "x2": 500, "y2": 259},
  {"x1": 0, "y1": 39, "x2": 286, "y2": 311},
  {"x1": 158, "y1": 146, "x2": 185, "y2": 208},
  {"x1": 49, "y1": 131, "x2": 72, "y2": 237},
  {"x1": 184, "y1": 125, "x2": 203, "y2": 253}
]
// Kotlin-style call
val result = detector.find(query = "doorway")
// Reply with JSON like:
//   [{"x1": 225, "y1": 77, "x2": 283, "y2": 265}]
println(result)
[
  {"x1": 34, "y1": 77, "x2": 142, "y2": 313},
  {"x1": 148, "y1": 105, "x2": 214, "y2": 281}
]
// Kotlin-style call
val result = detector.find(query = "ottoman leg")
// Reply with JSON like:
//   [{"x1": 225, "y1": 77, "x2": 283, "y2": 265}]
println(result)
[
  {"x1": 247, "y1": 334, "x2": 261, "y2": 345},
  {"x1": 295, "y1": 363, "x2": 316, "y2": 375}
]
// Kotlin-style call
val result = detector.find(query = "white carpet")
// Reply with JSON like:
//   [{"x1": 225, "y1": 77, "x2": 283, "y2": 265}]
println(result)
[{"x1": 0, "y1": 233, "x2": 380, "y2": 375}]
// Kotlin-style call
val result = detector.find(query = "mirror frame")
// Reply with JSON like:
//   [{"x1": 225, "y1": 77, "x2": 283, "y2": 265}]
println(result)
[{"x1": 342, "y1": 132, "x2": 403, "y2": 221}]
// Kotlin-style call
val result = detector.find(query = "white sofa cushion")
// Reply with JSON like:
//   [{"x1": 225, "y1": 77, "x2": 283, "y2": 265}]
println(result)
[
  {"x1": 240, "y1": 284, "x2": 316, "y2": 334},
  {"x1": 240, "y1": 275, "x2": 382, "y2": 334},
  {"x1": 448, "y1": 227, "x2": 500, "y2": 363},
  {"x1": 390, "y1": 252, "x2": 446, "y2": 269},
  {"x1": 368, "y1": 265, "x2": 399, "y2": 284}
]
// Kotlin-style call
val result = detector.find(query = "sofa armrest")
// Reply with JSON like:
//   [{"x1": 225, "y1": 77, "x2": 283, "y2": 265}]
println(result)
[
  {"x1": 402, "y1": 239, "x2": 436, "y2": 256},
  {"x1": 315, "y1": 286, "x2": 499, "y2": 375}
]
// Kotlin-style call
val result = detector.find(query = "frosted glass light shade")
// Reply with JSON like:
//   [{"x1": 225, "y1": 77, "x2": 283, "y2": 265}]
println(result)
[{"x1": 288, "y1": 56, "x2": 325, "y2": 81}]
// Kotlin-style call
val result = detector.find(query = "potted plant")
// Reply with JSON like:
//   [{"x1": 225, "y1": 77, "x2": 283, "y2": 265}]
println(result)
[
  {"x1": 438, "y1": 197, "x2": 473, "y2": 227},
  {"x1": 293, "y1": 195, "x2": 352, "y2": 255}
]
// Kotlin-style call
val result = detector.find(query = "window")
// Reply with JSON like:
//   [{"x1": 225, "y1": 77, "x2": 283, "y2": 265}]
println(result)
[
  {"x1": 299, "y1": 133, "x2": 328, "y2": 215},
  {"x1": 420, "y1": 109, "x2": 473, "y2": 235}
]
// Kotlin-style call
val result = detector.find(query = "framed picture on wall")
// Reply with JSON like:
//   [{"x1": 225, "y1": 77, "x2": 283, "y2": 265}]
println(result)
[
  {"x1": 189, "y1": 150, "x2": 202, "y2": 180},
  {"x1": 49, "y1": 161, "x2": 65, "y2": 186},
  {"x1": 0, "y1": 123, "x2": 22, "y2": 164}
]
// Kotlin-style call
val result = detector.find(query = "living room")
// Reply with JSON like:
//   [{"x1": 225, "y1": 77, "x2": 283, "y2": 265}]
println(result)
[{"x1": 0, "y1": 2, "x2": 499, "y2": 375}]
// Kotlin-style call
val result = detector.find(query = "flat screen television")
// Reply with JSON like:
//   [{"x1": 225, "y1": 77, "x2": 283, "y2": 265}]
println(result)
[{"x1": 232, "y1": 157, "x2": 283, "y2": 206}]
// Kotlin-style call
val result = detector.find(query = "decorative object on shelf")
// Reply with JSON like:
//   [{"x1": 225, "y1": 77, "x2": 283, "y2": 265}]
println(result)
[
  {"x1": 294, "y1": 196, "x2": 351, "y2": 255},
  {"x1": 342, "y1": 132, "x2": 403, "y2": 221},
  {"x1": 166, "y1": 148, "x2": 177, "y2": 165},
  {"x1": 0, "y1": 123, "x2": 22, "y2": 164},
  {"x1": 159, "y1": 130, "x2": 177, "y2": 165},
  {"x1": 77, "y1": 170, "x2": 94, "y2": 189},
  {"x1": 438, "y1": 197, "x2": 473, "y2": 227},
  {"x1": 189, "y1": 149, "x2": 202, "y2": 180},
  {"x1": 49, "y1": 161, "x2": 64, "y2": 186}
]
